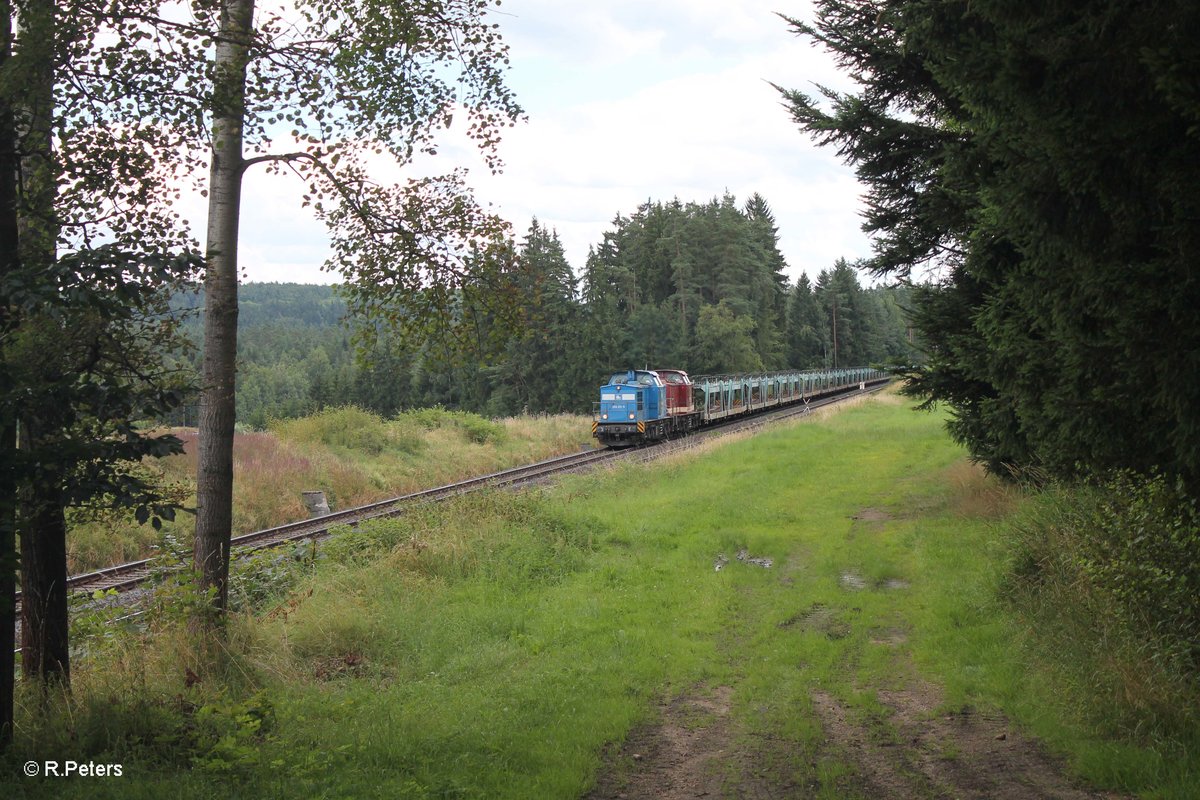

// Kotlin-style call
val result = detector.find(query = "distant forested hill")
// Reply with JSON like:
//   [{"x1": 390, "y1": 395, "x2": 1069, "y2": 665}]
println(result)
[
  {"x1": 174, "y1": 282, "x2": 346, "y2": 328},
  {"x1": 172, "y1": 283, "x2": 356, "y2": 428},
  {"x1": 172, "y1": 195, "x2": 921, "y2": 429}
]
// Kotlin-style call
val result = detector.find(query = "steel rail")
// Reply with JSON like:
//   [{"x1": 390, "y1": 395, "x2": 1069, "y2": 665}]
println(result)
[
  {"x1": 13, "y1": 380, "x2": 894, "y2": 658},
  {"x1": 16, "y1": 378, "x2": 891, "y2": 616},
  {"x1": 16, "y1": 446, "x2": 627, "y2": 608}
]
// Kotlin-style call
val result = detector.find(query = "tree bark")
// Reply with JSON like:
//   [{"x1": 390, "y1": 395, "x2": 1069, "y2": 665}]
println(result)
[
  {"x1": 0, "y1": 0, "x2": 17, "y2": 751},
  {"x1": 0, "y1": 416, "x2": 13, "y2": 746},
  {"x1": 194, "y1": 0, "x2": 254, "y2": 618},
  {"x1": 15, "y1": 0, "x2": 68, "y2": 689},
  {"x1": 16, "y1": 426, "x2": 68, "y2": 687}
]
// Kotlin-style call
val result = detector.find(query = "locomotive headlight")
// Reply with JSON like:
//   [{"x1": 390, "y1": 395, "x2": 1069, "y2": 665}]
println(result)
[
  {"x1": 601, "y1": 413, "x2": 608, "y2": 420},
  {"x1": 629, "y1": 413, "x2": 635, "y2": 420}
]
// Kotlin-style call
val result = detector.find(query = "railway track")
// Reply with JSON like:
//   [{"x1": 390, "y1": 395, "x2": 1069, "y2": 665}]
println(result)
[
  {"x1": 21, "y1": 446, "x2": 629, "y2": 606},
  {"x1": 16, "y1": 379, "x2": 890, "y2": 614}
]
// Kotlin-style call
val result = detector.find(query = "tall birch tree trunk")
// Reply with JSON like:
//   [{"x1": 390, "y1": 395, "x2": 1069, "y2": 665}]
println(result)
[{"x1": 195, "y1": 0, "x2": 254, "y2": 618}]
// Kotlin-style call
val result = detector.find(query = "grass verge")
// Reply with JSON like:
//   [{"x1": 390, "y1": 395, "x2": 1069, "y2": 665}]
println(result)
[
  {"x1": 66, "y1": 406, "x2": 592, "y2": 573},
  {"x1": 8, "y1": 392, "x2": 1196, "y2": 798}
]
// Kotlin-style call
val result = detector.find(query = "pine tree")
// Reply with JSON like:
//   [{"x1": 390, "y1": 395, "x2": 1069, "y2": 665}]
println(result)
[
  {"x1": 582, "y1": 193, "x2": 793, "y2": 374},
  {"x1": 743, "y1": 194, "x2": 789, "y2": 368},
  {"x1": 785, "y1": 274, "x2": 827, "y2": 368},
  {"x1": 489, "y1": 220, "x2": 583, "y2": 413}
]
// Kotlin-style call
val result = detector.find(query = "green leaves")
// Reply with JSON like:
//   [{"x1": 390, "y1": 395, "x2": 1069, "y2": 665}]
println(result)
[
  {"x1": 693, "y1": 301, "x2": 764, "y2": 375},
  {"x1": 785, "y1": 1, "x2": 1200, "y2": 487}
]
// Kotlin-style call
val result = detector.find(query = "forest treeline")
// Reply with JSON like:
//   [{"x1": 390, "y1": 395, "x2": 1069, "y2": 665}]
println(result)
[{"x1": 173, "y1": 193, "x2": 919, "y2": 429}]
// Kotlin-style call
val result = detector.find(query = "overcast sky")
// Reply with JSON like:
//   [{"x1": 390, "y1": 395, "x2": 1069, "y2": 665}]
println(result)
[{"x1": 224, "y1": 0, "x2": 870, "y2": 286}]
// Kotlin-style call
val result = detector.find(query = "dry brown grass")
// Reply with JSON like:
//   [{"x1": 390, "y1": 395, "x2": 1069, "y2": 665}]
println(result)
[
  {"x1": 944, "y1": 459, "x2": 1019, "y2": 519},
  {"x1": 67, "y1": 411, "x2": 594, "y2": 571},
  {"x1": 233, "y1": 411, "x2": 592, "y2": 524},
  {"x1": 869, "y1": 382, "x2": 910, "y2": 405}
]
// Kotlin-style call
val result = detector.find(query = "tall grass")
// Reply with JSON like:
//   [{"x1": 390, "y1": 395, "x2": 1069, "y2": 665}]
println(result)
[{"x1": 65, "y1": 406, "x2": 592, "y2": 572}]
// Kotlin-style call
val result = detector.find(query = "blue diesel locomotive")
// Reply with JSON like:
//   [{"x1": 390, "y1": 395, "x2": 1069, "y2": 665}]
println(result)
[
  {"x1": 592, "y1": 369, "x2": 700, "y2": 446},
  {"x1": 592, "y1": 366, "x2": 888, "y2": 447}
]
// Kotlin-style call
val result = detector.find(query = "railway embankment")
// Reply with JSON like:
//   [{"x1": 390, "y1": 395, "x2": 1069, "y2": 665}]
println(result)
[
  {"x1": 64, "y1": 407, "x2": 595, "y2": 575},
  {"x1": 6, "y1": 390, "x2": 1196, "y2": 798}
]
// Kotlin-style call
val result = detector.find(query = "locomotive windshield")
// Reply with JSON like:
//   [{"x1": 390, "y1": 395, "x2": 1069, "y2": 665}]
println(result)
[{"x1": 608, "y1": 371, "x2": 657, "y2": 386}]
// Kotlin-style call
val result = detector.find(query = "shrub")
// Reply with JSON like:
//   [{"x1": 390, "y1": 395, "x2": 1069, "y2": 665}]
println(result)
[
  {"x1": 228, "y1": 539, "x2": 321, "y2": 612},
  {"x1": 1075, "y1": 472, "x2": 1200, "y2": 668},
  {"x1": 321, "y1": 519, "x2": 418, "y2": 566},
  {"x1": 274, "y1": 405, "x2": 426, "y2": 456},
  {"x1": 1002, "y1": 472, "x2": 1200, "y2": 739},
  {"x1": 1008, "y1": 473, "x2": 1199, "y2": 666},
  {"x1": 403, "y1": 405, "x2": 506, "y2": 444},
  {"x1": 190, "y1": 691, "x2": 277, "y2": 773}
]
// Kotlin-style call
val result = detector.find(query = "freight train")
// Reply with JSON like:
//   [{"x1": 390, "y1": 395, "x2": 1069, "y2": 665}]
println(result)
[{"x1": 592, "y1": 367, "x2": 889, "y2": 447}]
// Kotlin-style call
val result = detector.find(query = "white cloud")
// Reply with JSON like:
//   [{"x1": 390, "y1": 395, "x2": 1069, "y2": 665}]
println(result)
[
  {"x1": 462, "y1": 5, "x2": 870, "y2": 281},
  {"x1": 227, "y1": 0, "x2": 870, "y2": 285}
]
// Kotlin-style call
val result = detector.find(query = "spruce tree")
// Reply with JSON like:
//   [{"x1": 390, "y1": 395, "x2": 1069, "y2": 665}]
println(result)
[
  {"x1": 781, "y1": 1, "x2": 1200, "y2": 484},
  {"x1": 785, "y1": 274, "x2": 827, "y2": 368}
]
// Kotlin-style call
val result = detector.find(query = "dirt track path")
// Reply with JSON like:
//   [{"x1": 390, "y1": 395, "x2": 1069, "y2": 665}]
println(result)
[
  {"x1": 587, "y1": 677, "x2": 1124, "y2": 799},
  {"x1": 586, "y1": 435, "x2": 1129, "y2": 799}
]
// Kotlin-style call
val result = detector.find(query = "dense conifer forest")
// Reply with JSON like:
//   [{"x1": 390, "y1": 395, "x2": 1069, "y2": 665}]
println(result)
[{"x1": 173, "y1": 194, "x2": 919, "y2": 428}]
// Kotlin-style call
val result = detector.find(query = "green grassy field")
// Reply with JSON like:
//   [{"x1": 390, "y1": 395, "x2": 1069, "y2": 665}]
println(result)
[{"x1": 8, "y1": 392, "x2": 1196, "y2": 798}]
